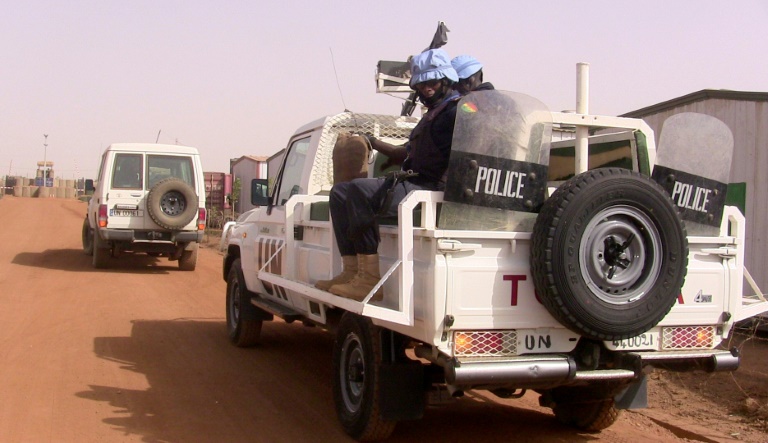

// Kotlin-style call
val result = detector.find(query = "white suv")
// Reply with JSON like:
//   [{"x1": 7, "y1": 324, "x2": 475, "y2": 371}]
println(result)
[{"x1": 82, "y1": 143, "x2": 207, "y2": 270}]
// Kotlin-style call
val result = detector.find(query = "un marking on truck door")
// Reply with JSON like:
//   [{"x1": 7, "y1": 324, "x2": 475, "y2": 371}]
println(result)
[{"x1": 257, "y1": 238, "x2": 288, "y2": 300}]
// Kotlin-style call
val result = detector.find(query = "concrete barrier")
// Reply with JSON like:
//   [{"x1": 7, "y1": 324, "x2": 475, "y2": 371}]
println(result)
[
  {"x1": 38, "y1": 187, "x2": 50, "y2": 198},
  {"x1": 13, "y1": 186, "x2": 22, "y2": 197}
]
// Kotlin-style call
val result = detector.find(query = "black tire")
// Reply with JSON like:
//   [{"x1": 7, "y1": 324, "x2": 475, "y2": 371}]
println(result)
[
  {"x1": 92, "y1": 230, "x2": 110, "y2": 269},
  {"x1": 333, "y1": 313, "x2": 396, "y2": 441},
  {"x1": 226, "y1": 258, "x2": 262, "y2": 347},
  {"x1": 82, "y1": 217, "x2": 94, "y2": 256},
  {"x1": 146, "y1": 178, "x2": 198, "y2": 230},
  {"x1": 531, "y1": 168, "x2": 687, "y2": 341},
  {"x1": 553, "y1": 399, "x2": 620, "y2": 432},
  {"x1": 178, "y1": 243, "x2": 198, "y2": 271}
]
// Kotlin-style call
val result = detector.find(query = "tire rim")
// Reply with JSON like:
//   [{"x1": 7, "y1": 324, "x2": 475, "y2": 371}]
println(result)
[
  {"x1": 229, "y1": 280, "x2": 240, "y2": 328},
  {"x1": 340, "y1": 332, "x2": 365, "y2": 414},
  {"x1": 579, "y1": 205, "x2": 662, "y2": 304},
  {"x1": 159, "y1": 191, "x2": 187, "y2": 216}
]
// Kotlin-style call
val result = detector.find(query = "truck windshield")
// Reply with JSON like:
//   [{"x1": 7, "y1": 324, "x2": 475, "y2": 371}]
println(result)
[{"x1": 276, "y1": 137, "x2": 310, "y2": 205}]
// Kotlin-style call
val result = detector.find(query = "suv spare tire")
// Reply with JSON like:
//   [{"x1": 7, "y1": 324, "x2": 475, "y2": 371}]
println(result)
[
  {"x1": 146, "y1": 178, "x2": 198, "y2": 230},
  {"x1": 531, "y1": 168, "x2": 688, "y2": 341}
]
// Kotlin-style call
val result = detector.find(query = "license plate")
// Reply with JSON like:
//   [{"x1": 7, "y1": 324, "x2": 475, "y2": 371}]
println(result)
[
  {"x1": 109, "y1": 209, "x2": 142, "y2": 217},
  {"x1": 605, "y1": 331, "x2": 660, "y2": 351}
]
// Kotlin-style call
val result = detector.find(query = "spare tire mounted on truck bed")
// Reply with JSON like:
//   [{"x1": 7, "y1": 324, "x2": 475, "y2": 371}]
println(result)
[{"x1": 531, "y1": 167, "x2": 688, "y2": 341}]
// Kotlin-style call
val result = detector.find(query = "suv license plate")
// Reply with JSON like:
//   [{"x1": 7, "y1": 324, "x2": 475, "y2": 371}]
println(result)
[{"x1": 110, "y1": 209, "x2": 142, "y2": 217}]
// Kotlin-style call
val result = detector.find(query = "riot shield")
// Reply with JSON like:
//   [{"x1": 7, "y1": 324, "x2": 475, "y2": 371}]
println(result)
[
  {"x1": 440, "y1": 91, "x2": 552, "y2": 231},
  {"x1": 651, "y1": 113, "x2": 734, "y2": 236}
]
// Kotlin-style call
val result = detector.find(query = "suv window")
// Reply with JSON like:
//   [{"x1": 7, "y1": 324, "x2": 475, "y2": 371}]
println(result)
[
  {"x1": 276, "y1": 137, "x2": 310, "y2": 205},
  {"x1": 147, "y1": 155, "x2": 195, "y2": 188},
  {"x1": 112, "y1": 154, "x2": 143, "y2": 189}
]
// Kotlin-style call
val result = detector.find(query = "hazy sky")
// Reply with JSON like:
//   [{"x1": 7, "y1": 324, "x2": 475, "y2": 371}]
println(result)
[{"x1": 2, "y1": 0, "x2": 766, "y2": 178}]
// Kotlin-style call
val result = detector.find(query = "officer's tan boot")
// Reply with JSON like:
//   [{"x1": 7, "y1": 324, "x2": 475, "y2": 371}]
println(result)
[
  {"x1": 329, "y1": 254, "x2": 383, "y2": 302},
  {"x1": 315, "y1": 255, "x2": 357, "y2": 291}
]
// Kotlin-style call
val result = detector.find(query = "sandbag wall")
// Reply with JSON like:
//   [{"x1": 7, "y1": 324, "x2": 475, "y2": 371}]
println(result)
[{"x1": 6, "y1": 177, "x2": 78, "y2": 199}]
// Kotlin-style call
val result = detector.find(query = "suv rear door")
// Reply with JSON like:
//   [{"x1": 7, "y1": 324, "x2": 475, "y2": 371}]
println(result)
[
  {"x1": 144, "y1": 153, "x2": 198, "y2": 230},
  {"x1": 107, "y1": 152, "x2": 145, "y2": 230}
]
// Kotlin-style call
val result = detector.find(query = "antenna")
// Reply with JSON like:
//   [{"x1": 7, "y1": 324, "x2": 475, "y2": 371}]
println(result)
[
  {"x1": 329, "y1": 47, "x2": 349, "y2": 112},
  {"x1": 156, "y1": 130, "x2": 161, "y2": 143}
]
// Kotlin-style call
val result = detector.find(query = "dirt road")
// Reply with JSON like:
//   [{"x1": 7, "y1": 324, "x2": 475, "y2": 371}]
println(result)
[{"x1": 0, "y1": 197, "x2": 763, "y2": 442}]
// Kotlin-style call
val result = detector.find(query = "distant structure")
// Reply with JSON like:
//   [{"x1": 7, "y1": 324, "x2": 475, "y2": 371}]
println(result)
[
  {"x1": 230, "y1": 155, "x2": 268, "y2": 214},
  {"x1": 204, "y1": 171, "x2": 231, "y2": 210},
  {"x1": 35, "y1": 160, "x2": 54, "y2": 187}
]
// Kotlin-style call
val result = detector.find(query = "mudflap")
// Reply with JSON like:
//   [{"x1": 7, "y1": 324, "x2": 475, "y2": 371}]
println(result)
[
  {"x1": 378, "y1": 362, "x2": 425, "y2": 421},
  {"x1": 615, "y1": 374, "x2": 648, "y2": 410}
]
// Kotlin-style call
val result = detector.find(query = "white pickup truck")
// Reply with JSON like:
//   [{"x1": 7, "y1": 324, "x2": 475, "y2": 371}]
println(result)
[{"x1": 222, "y1": 90, "x2": 767, "y2": 441}]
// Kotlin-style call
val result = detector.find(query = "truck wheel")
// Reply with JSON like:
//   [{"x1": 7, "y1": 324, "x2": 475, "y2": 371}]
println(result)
[
  {"x1": 531, "y1": 168, "x2": 687, "y2": 341},
  {"x1": 553, "y1": 399, "x2": 620, "y2": 432},
  {"x1": 82, "y1": 217, "x2": 94, "y2": 256},
  {"x1": 333, "y1": 313, "x2": 396, "y2": 441},
  {"x1": 92, "y1": 230, "x2": 110, "y2": 269},
  {"x1": 226, "y1": 258, "x2": 262, "y2": 347},
  {"x1": 178, "y1": 243, "x2": 198, "y2": 271},
  {"x1": 147, "y1": 178, "x2": 198, "y2": 230}
]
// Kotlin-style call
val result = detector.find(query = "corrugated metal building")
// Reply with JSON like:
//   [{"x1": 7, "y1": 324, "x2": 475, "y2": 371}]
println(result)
[
  {"x1": 622, "y1": 89, "x2": 768, "y2": 293},
  {"x1": 231, "y1": 155, "x2": 268, "y2": 214}
]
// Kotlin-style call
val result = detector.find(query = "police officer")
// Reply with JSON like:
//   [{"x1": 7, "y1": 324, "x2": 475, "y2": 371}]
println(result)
[
  {"x1": 451, "y1": 55, "x2": 495, "y2": 95},
  {"x1": 316, "y1": 48, "x2": 460, "y2": 301}
]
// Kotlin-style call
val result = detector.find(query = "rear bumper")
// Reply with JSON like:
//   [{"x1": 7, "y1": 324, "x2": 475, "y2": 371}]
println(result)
[
  {"x1": 444, "y1": 348, "x2": 740, "y2": 387},
  {"x1": 98, "y1": 229, "x2": 202, "y2": 243}
]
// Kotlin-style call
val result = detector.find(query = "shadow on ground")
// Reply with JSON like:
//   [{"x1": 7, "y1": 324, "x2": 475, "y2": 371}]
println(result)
[
  {"x1": 13, "y1": 249, "x2": 175, "y2": 274},
  {"x1": 79, "y1": 319, "x2": 606, "y2": 442}
]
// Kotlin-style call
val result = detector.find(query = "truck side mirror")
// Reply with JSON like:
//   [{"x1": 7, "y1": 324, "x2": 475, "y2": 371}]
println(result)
[{"x1": 251, "y1": 178, "x2": 270, "y2": 206}]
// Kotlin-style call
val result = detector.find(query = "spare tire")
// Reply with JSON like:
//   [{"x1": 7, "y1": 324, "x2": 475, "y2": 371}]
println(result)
[
  {"x1": 146, "y1": 178, "x2": 198, "y2": 230},
  {"x1": 530, "y1": 168, "x2": 687, "y2": 341}
]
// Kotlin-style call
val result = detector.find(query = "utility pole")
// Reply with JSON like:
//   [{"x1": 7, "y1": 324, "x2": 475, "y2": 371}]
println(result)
[{"x1": 43, "y1": 134, "x2": 48, "y2": 186}]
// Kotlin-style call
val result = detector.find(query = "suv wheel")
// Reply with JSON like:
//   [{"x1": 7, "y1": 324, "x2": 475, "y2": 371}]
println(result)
[
  {"x1": 92, "y1": 230, "x2": 111, "y2": 269},
  {"x1": 82, "y1": 218, "x2": 94, "y2": 256},
  {"x1": 178, "y1": 243, "x2": 198, "y2": 271}
]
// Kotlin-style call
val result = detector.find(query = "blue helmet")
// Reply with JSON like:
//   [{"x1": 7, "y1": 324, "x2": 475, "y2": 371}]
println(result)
[
  {"x1": 451, "y1": 55, "x2": 483, "y2": 80},
  {"x1": 409, "y1": 48, "x2": 459, "y2": 88}
]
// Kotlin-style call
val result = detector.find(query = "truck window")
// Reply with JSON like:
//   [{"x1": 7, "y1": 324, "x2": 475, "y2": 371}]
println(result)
[
  {"x1": 147, "y1": 155, "x2": 195, "y2": 188},
  {"x1": 548, "y1": 133, "x2": 637, "y2": 182},
  {"x1": 111, "y1": 154, "x2": 143, "y2": 189},
  {"x1": 275, "y1": 137, "x2": 310, "y2": 206}
]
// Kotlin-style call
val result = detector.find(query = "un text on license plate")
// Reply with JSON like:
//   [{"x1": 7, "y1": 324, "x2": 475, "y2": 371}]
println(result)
[
  {"x1": 605, "y1": 331, "x2": 660, "y2": 351},
  {"x1": 110, "y1": 209, "x2": 142, "y2": 217}
]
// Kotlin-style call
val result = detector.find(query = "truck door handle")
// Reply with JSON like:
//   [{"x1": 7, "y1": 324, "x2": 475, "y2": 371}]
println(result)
[
  {"x1": 700, "y1": 247, "x2": 737, "y2": 257},
  {"x1": 438, "y1": 239, "x2": 482, "y2": 252}
]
